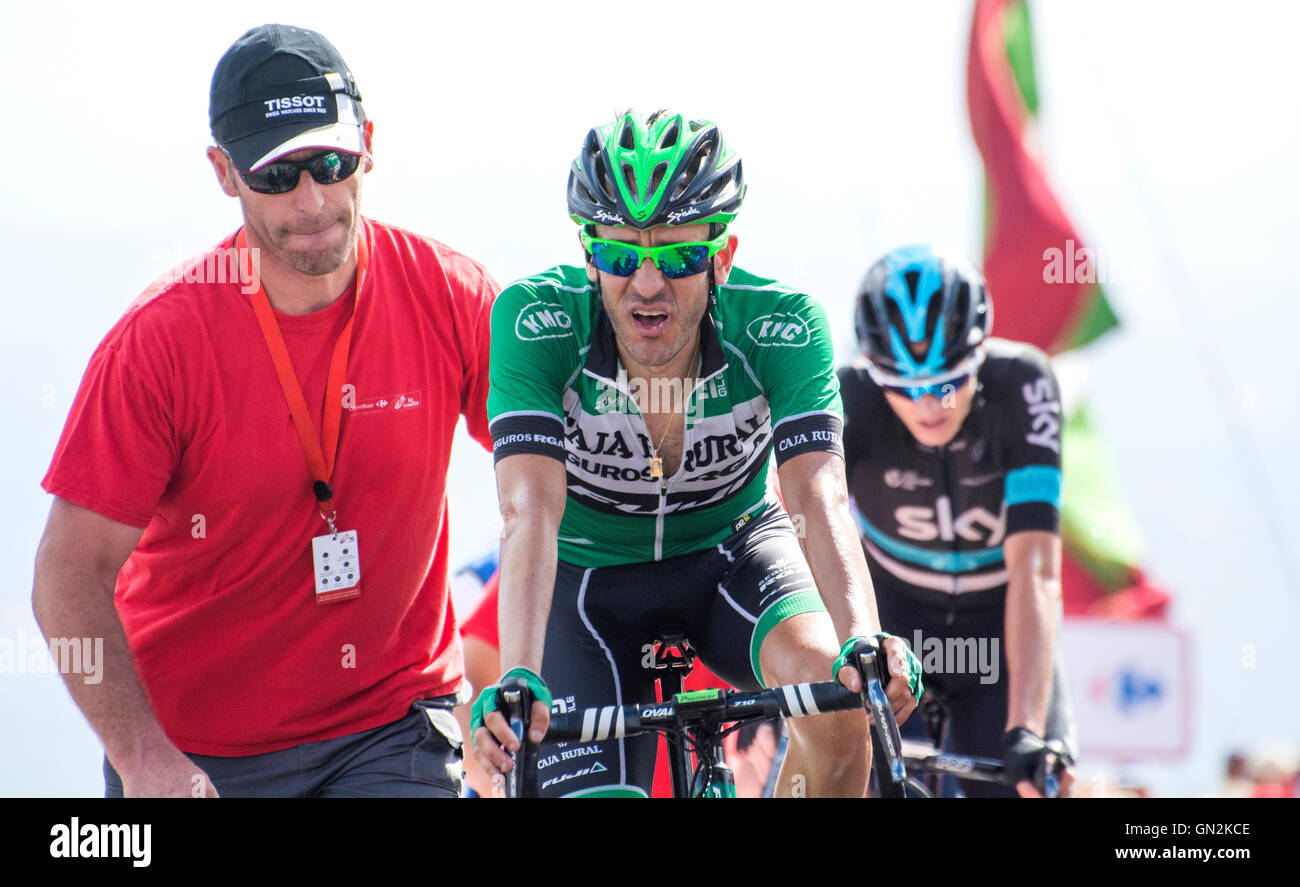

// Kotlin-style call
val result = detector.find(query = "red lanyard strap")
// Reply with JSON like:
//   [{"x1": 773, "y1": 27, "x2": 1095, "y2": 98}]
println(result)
[{"x1": 240, "y1": 228, "x2": 369, "y2": 519}]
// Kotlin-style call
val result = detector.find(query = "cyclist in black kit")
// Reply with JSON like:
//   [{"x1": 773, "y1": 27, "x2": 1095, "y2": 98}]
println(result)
[{"x1": 839, "y1": 245, "x2": 1077, "y2": 797}]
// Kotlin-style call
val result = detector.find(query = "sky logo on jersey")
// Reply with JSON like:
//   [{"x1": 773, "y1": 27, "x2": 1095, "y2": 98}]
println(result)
[
  {"x1": 895, "y1": 496, "x2": 1006, "y2": 546},
  {"x1": 516, "y1": 301, "x2": 574, "y2": 340},
  {"x1": 746, "y1": 313, "x2": 810, "y2": 347},
  {"x1": 1021, "y1": 376, "x2": 1062, "y2": 453}
]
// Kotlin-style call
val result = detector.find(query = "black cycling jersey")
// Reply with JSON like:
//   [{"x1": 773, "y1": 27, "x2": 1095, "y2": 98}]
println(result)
[
  {"x1": 839, "y1": 338, "x2": 1063, "y2": 604},
  {"x1": 840, "y1": 338, "x2": 1075, "y2": 795}
]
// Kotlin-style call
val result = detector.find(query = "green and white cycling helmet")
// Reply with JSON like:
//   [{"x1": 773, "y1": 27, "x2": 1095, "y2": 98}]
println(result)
[{"x1": 567, "y1": 109, "x2": 746, "y2": 229}]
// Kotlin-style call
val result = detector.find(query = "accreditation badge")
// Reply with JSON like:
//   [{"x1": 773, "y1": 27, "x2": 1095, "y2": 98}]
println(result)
[{"x1": 311, "y1": 530, "x2": 361, "y2": 604}]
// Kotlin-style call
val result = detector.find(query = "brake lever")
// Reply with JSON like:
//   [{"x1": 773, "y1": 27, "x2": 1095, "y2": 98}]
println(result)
[{"x1": 854, "y1": 640, "x2": 907, "y2": 796}]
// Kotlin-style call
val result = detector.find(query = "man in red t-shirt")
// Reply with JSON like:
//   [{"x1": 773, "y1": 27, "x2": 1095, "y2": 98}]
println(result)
[{"x1": 32, "y1": 24, "x2": 497, "y2": 797}]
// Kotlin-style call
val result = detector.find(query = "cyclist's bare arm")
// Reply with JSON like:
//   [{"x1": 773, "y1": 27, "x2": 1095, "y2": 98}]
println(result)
[
  {"x1": 1003, "y1": 531, "x2": 1058, "y2": 734},
  {"x1": 477, "y1": 453, "x2": 567, "y2": 779},
  {"x1": 32, "y1": 498, "x2": 216, "y2": 797},
  {"x1": 1003, "y1": 529, "x2": 1072, "y2": 797},
  {"x1": 775, "y1": 450, "x2": 915, "y2": 722}
]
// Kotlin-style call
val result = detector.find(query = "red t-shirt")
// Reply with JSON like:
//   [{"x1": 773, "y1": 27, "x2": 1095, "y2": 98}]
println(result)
[{"x1": 43, "y1": 218, "x2": 497, "y2": 756}]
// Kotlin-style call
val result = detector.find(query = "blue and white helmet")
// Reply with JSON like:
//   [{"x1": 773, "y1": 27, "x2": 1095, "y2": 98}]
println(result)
[{"x1": 854, "y1": 244, "x2": 992, "y2": 385}]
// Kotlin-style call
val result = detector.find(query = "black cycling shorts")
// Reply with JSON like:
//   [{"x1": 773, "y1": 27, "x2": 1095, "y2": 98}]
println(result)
[
  {"x1": 528, "y1": 505, "x2": 827, "y2": 798},
  {"x1": 875, "y1": 582, "x2": 1077, "y2": 798}
]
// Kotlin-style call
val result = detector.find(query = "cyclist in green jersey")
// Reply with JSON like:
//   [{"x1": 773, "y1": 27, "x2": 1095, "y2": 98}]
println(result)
[{"x1": 472, "y1": 110, "x2": 921, "y2": 797}]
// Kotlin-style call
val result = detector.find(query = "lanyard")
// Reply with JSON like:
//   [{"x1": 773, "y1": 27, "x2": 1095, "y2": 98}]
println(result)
[{"x1": 240, "y1": 227, "x2": 369, "y2": 533}]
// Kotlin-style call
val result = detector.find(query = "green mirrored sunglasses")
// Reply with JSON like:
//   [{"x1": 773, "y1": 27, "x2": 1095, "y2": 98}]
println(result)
[{"x1": 581, "y1": 228, "x2": 728, "y2": 279}]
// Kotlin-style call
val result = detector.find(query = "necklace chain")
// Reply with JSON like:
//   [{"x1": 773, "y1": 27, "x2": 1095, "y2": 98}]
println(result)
[{"x1": 647, "y1": 337, "x2": 701, "y2": 478}]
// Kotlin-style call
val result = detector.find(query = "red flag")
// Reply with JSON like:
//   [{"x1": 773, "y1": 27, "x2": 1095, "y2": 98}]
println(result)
[
  {"x1": 967, "y1": 0, "x2": 1168, "y2": 617},
  {"x1": 967, "y1": 0, "x2": 1117, "y2": 353}
]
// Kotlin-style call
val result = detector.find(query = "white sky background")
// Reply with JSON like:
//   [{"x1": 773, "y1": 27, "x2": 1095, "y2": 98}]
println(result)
[{"x1": 1, "y1": 0, "x2": 1296, "y2": 796}]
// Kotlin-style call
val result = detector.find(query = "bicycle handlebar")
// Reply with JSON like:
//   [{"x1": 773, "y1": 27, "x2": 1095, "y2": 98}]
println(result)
[
  {"x1": 544, "y1": 680, "x2": 863, "y2": 742},
  {"x1": 504, "y1": 635, "x2": 910, "y2": 798},
  {"x1": 902, "y1": 741, "x2": 1069, "y2": 797}
]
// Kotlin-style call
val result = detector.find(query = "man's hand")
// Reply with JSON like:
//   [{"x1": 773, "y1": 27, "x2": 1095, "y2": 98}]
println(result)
[
  {"x1": 117, "y1": 746, "x2": 218, "y2": 797},
  {"x1": 1003, "y1": 727, "x2": 1075, "y2": 798},
  {"x1": 470, "y1": 667, "x2": 552, "y2": 796},
  {"x1": 832, "y1": 634, "x2": 921, "y2": 725}
]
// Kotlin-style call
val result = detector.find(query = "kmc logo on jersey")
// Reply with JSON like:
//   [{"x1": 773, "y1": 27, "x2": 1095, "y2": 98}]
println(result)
[
  {"x1": 746, "y1": 313, "x2": 810, "y2": 347},
  {"x1": 516, "y1": 301, "x2": 574, "y2": 340}
]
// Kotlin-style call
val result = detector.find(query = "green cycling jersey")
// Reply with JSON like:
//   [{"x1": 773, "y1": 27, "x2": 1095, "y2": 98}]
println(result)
[{"x1": 487, "y1": 264, "x2": 845, "y2": 567}]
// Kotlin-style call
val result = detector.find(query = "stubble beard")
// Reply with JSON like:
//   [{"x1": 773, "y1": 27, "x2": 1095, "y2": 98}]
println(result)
[
  {"x1": 263, "y1": 211, "x2": 357, "y2": 277},
  {"x1": 238, "y1": 174, "x2": 363, "y2": 278},
  {"x1": 602, "y1": 287, "x2": 708, "y2": 376}
]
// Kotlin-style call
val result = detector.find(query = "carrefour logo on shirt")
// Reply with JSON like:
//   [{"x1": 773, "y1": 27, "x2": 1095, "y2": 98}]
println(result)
[
  {"x1": 746, "y1": 313, "x2": 810, "y2": 347},
  {"x1": 516, "y1": 301, "x2": 574, "y2": 340}
]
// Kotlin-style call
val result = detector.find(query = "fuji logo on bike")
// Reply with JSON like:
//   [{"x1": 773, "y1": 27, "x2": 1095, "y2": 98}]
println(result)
[{"x1": 540, "y1": 761, "x2": 607, "y2": 791}]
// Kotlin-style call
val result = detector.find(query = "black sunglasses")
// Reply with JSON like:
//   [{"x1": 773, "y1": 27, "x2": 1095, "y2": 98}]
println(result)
[{"x1": 234, "y1": 150, "x2": 362, "y2": 195}]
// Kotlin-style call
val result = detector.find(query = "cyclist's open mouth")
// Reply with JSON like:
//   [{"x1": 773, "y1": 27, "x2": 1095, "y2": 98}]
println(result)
[{"x1": 630, "y1": 308, "x2": 669, "y2": 336}]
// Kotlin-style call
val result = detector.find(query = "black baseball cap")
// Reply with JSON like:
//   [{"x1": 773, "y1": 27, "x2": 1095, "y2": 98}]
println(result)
[{"x1": 210, "y1": 24, "x2": 365, "y2": 173}]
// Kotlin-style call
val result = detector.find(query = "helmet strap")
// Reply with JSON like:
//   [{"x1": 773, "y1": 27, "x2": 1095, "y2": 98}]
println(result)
[{"x1": 706, "y1": 222, "x2": 726, "y2": 308}]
